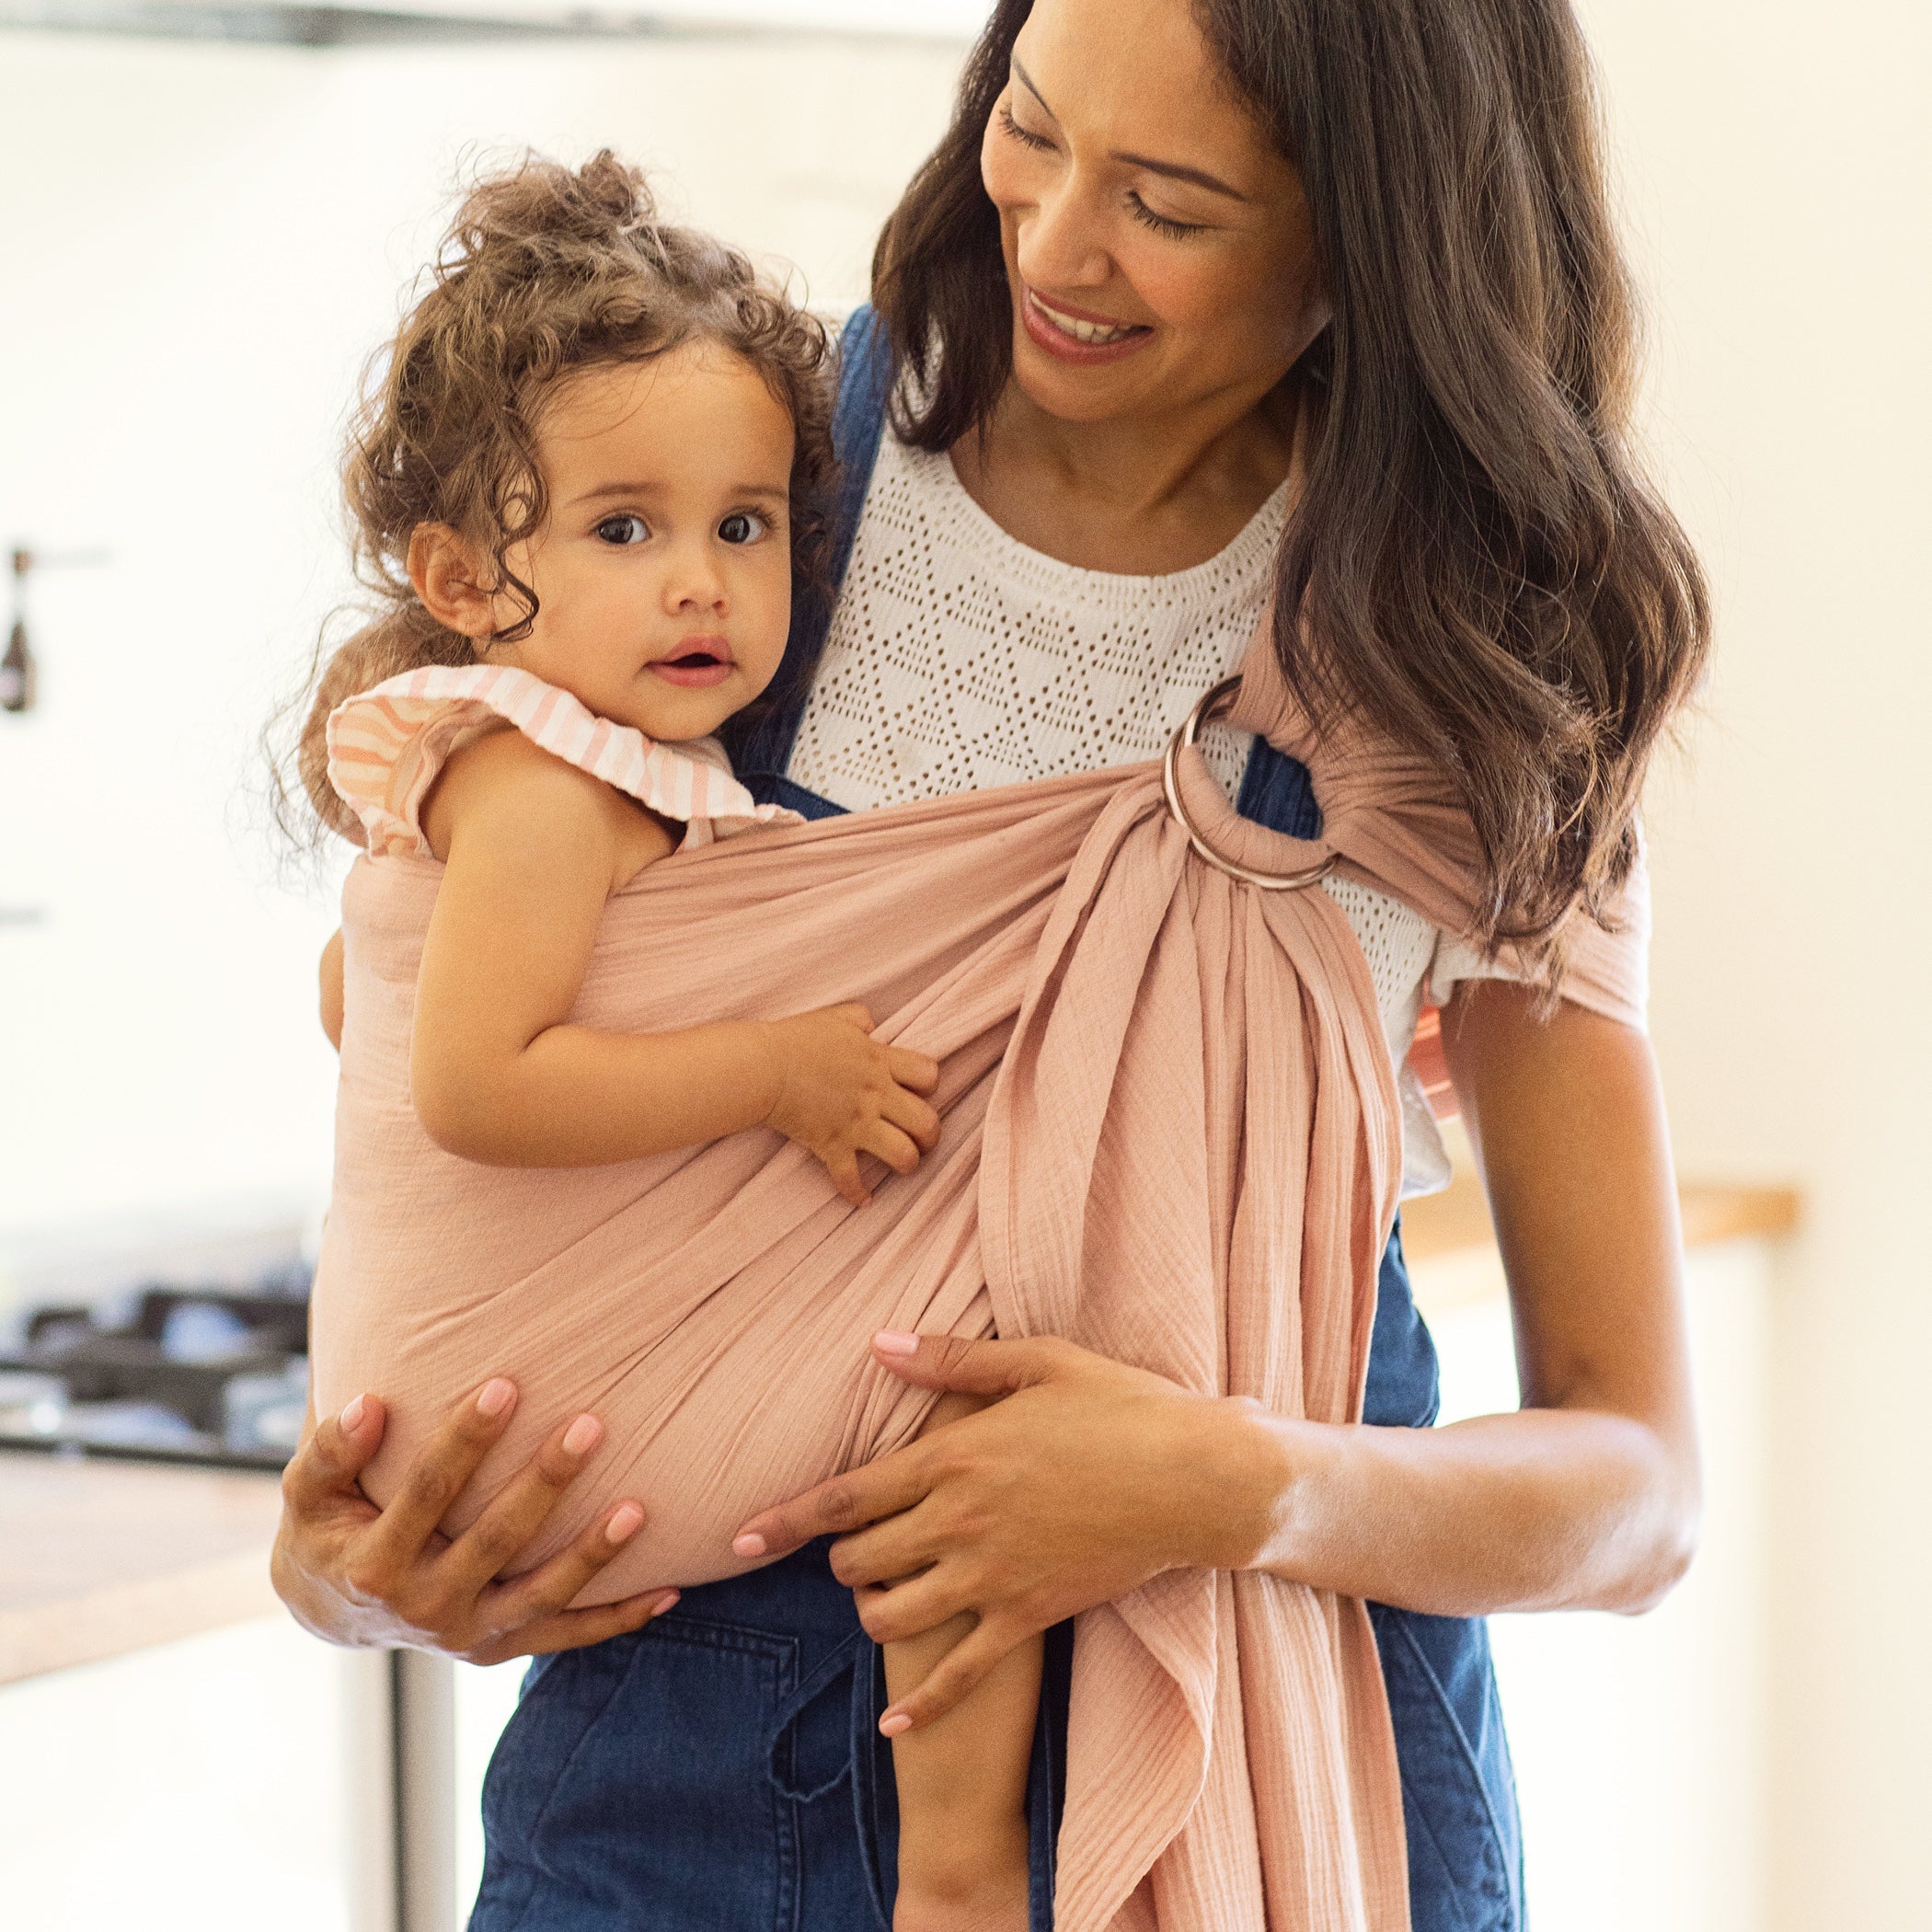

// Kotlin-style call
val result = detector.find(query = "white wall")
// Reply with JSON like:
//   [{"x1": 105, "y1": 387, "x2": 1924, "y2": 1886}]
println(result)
[
  {"x1": 0, "y1": 29, "x2": 970, "y2": 1267},
  {"x1": 1427, "y1": 1242, "x2": 1775, "y2": 1932},
  {"x1": 0, "y1": 1616, "x2": 373, "y2": 1930},
  {"x1": 1570, "y1": 3, "x2": 1932, "y2": 1923}
]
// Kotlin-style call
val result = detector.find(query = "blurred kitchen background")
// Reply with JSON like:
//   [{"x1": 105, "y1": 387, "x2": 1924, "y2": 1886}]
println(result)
[{"x1": 0, "y1": 2, "x2": 1924, "y2": 1928}]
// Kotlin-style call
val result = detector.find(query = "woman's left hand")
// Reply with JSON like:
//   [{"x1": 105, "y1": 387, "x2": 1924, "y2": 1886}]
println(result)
[{"x1": 730, "y1": 1333, "x2": 1269, "y2": 1729}]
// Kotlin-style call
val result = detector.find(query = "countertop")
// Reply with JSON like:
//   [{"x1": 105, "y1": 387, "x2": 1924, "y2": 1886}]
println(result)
[
  {"x1": 0, "y1": 1454, "x2": 283, "y2": 1685},
  {"x1": 0, "y1": 1178, "x2": 1798, "y2": 1686}
]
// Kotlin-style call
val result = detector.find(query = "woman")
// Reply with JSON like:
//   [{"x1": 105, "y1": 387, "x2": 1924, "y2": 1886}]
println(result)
[{"x1": 274, "y1": 0, "x2": 1706, "y2": 1926}]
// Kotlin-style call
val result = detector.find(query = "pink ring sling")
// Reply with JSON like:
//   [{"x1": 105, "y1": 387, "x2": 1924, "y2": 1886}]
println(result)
[{"x1": 312, "y1": 626, "x2": 1646, "y2": 1932}]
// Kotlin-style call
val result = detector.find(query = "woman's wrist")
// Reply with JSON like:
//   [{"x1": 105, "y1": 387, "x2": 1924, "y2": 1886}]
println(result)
[{"x1": 1180, "y1": 1394, "x2": 1335, "y2": 1577}]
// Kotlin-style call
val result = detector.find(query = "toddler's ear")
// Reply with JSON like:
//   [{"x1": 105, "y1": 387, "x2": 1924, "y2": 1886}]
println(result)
[{"x1": 408, "y1": 523, "x2": 499, "y2": 644}]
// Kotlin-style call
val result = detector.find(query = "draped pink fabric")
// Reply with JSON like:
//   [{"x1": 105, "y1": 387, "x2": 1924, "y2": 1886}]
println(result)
[{"x1": 311, "y1": 632, "x2": 1645, "y2": 1932}]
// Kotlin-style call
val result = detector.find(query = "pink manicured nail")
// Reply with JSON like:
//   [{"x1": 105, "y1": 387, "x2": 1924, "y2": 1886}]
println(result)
[
  {"x1": 477, "y1": 1378, "x2": 516, "y2": 1418},
  {"x1": 873, "y1": 1329, "x2": 920, "y2": 1358},
  {"x1": 606, "y1": 1503, "x2": 644, "y2": 1544},
  {"x1": 732, "y1": 1532, "x2": 767, "y2": 1558},
  {"x1": 879, "y1": 1712, "x2": 912, "y2": 1738},
  {"x1": 562, "y1": 1413, "x2": 602, "y2": 1457},
  {"x1": 339, "y1": 1394, "x2": 367, "y2": 1432},
  {"x1": 651, "y1": 1589, "x2": 681, "y2": 1615}
]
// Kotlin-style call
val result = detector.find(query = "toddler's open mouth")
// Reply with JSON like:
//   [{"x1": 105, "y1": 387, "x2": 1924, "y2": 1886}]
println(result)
[{"x1": 650, "y1": 638, "x2": 735, "y2": 689}]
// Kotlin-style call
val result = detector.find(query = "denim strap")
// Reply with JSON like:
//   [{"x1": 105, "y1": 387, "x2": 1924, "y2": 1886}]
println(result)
[{"x1": 766, "y1": 1623, "x2": 868, "y2": 1806}]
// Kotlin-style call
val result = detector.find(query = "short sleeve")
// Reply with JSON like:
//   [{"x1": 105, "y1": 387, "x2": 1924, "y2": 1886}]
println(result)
[
  {"x1": 1426, "y1": 836, "x2": 1651, "y2": 1033},
  {"x1": 325, "y1": 662, "x2": 799, "y2": 859}
]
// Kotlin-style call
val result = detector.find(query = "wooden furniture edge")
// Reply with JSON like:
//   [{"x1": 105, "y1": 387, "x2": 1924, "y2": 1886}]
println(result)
[
  {"x1": 1404, "y1": 1178, "x2": 1800, "y2": 1317},
  {"x1": 0, "y1": 1548, "x2": 284, "y2": 1685}
]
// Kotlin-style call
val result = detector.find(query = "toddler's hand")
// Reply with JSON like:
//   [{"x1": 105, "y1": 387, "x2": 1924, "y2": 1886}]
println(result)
[{"x1": 760, "y1": 1005, "x2": 941, "y2": 1206}]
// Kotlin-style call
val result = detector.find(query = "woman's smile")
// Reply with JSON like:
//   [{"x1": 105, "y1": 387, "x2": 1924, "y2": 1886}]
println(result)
[{"x1": 1021, "y1": 283, "x2": 1154, "y2": 362}]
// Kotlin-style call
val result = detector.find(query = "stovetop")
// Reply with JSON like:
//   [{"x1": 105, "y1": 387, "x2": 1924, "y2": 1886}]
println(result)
[{"x1": 0, "y1": 1268, "x2": 310, "y2": 1472}]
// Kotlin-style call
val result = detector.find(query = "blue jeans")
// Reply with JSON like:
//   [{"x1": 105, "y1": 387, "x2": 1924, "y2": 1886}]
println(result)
[
  {"x1": 469, "y1": 1226, "x2": 1524, "y2": 1931},
  {"x1": 472, "y1": 1541, "x2": 1072, "y2": 1932}
]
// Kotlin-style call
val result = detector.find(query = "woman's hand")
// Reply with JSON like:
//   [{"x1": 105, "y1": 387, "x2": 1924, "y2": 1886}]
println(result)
[
  {"x1": 730, "y1": 1333, "x2": 1273, "y2": 1730},
  {"x1": 272, "y1": 1380, "x2": 680, "y2": 1665}
]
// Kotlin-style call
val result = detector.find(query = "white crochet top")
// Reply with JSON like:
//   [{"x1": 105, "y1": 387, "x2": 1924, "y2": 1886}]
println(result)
[{"x1": 788, "y1": 432, "x2": 1531, "y2": 1197}]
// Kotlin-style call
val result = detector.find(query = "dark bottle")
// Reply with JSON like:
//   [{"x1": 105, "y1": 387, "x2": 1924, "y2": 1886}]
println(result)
[
  {"x1": 0, "y1": 614, "x2": 29, "y2": 714},
  {"x1": 3, "y1": 548, "x2": 32, "y2": 713}
]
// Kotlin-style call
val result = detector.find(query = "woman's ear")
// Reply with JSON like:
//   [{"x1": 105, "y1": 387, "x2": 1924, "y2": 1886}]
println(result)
[{"x1": 408, "y1": 523, "x2": 499, "y2": 643}]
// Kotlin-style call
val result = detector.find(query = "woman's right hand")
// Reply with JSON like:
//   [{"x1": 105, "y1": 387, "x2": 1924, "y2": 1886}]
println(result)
[
  {"x1": 760, "y1": 1004, "x2": 941, "y2": 1206},
  {"x1": 272, "y1": 1380, "x2": 679, "y2": 1665}
]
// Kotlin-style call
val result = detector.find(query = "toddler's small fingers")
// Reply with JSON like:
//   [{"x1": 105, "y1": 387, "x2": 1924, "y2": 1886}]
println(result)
[
  {"x1": 888, "y1": 1048, "x2": 941, "y2": 1095},
  {"x1": 884, "y1": 1087, "x2": 941, "y2": 1152},
  {"x1": 860, "y1": 1121, "x2": 923, "y2": 1178},
  {"x1": 832, "y1": 1003, "x2": 876, "y2": 1035},
  {"x1": 825, "y1": 1152, "x2": 871, "y2": 1207}
]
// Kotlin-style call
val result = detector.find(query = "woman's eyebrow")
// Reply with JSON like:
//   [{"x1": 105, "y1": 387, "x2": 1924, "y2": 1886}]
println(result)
[
  {"x1": 1011, "y1": 56, "x2": 1059, "y2": 122},
  {"x1": 1110, "y1": 150, "x2": 1250, "y2": 203},
  {"x1": 1010, "y1": 54, "x2": 1250, "y2": 204}
]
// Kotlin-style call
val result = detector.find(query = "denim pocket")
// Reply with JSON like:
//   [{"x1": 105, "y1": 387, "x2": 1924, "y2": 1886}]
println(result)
[{"x1": 474, "y1": 1616, "x2": 804, "y2": 1932}]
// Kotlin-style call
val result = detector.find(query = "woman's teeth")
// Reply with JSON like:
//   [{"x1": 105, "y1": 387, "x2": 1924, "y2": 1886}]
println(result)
[{"x1": 1032, "y1": 294, "x2": 1140, "y2": 345}]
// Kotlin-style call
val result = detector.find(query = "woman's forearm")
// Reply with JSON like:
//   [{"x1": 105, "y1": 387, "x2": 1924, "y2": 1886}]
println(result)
[{"x1": 1222, "y1": 1398, "x2": 1698, "y2": 1616}]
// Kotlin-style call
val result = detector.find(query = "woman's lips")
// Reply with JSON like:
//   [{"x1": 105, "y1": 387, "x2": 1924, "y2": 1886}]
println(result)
[
  {"x1": 649, "y1": 640, "x2": 735, "y2": 689},
  {"x1": 1020, "y1": 285, "x2": 1154, "y2": 366}
]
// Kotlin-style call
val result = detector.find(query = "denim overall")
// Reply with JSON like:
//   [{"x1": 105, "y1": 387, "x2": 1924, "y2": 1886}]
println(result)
[{"x1": 470, "y1": 310, "x2": 1524, "y2": 1932}]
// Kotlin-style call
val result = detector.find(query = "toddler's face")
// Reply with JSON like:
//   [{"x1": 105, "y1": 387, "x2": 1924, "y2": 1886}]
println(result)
[{"x1": 466, "y1": 343, "x2": 796, "y2": 742}]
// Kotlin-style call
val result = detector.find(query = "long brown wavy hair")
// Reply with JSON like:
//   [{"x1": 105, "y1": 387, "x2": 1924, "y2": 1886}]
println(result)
[
  {"x1": 276, "y1": 149, "x2": 835, "y2": 847},
  {"x1": 874, "y1": 0, "x2": 1708, "y2": 958}
]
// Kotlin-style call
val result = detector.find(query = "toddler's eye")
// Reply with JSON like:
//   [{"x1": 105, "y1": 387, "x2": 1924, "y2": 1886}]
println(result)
[
  {"x1": 718, "y1": 511, "x2": 769, "y2": 546},
  {"x1": 594, "y1": 514, "x2": 650, "y2": 546}
]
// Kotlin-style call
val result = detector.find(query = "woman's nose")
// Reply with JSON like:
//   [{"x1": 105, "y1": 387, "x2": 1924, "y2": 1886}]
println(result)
[{"x1": 1014, "y1": 173, "x2": 1112, "y2": 293}]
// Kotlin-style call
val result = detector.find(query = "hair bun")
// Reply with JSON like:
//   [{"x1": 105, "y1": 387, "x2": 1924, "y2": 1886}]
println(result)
[{"x1": 578, "y1": 147, "x2": 654, "y2": 229}]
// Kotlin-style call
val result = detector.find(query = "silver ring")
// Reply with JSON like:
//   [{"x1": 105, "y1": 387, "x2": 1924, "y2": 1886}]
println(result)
[{"x1": 1161, "y1": 677, "x2": 1339, "y2": 891}]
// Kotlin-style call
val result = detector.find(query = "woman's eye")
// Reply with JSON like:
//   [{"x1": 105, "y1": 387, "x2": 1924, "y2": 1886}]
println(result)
[
  {"x1": 1127, "y1": 193, "x2": 1208, "y2": 242},
  {"x1": 718, "y1": 511, "x2": 768, "y2": 546},
  {"x1": 593, "y1": 514, "x2": 650, "y2": 546},
  {"x1": 997, "y1": 102, "x2": 1055, "y2": 153}
]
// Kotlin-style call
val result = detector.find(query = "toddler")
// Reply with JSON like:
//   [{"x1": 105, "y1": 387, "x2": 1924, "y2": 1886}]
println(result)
[{"x1": 299, "y1": 153, "x2": 1038, "y2": 1932}]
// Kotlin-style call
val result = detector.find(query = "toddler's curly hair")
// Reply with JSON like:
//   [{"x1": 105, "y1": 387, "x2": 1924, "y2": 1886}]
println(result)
[{"x1": 283, "y1": 149, "x2": 835, "y2": 845}]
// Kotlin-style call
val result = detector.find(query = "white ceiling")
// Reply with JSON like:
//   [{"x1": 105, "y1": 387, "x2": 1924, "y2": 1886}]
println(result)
[{"x1": 2, "y1": 0, "x2": 992, "y2": 41}]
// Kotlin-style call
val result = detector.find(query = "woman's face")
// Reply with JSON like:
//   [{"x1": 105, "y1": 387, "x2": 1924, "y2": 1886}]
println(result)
[{"x1": 981, "y1": 0, "x2": 1326, "y2": 428}]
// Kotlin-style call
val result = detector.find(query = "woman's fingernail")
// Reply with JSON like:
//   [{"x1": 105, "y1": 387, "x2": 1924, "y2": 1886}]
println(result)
[
  {"x1": 732, "y1": 1532, "x2": 767, "y2": 1558},
  {"x1": 562, "y1": 1413, "x2": 602, "y2": 1457},
  {"x1": 339, "y1": 1394, "x2": 367, "y2": 1432},
  {"x1": 477, "y1": 1378, "x2": 516, "y2": 1418},
  {"x1": 606, "y1": 1502, "x2": 644, "y2": 1544},
  {"x1": 651, "y1": 1589, "x2": 681, "y2": 1615},
  {"x1": 873, "y1": 1329, "x2": 920, "y2": 1358},
  {"x1": 879, "y1": 1711, "x2": 912, "y2": 1738}
]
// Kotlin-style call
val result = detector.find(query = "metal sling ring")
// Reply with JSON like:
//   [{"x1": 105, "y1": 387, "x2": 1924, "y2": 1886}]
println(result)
[{"x1": 1161, "y1": 676, "x2": 1340, "y2": 891}]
